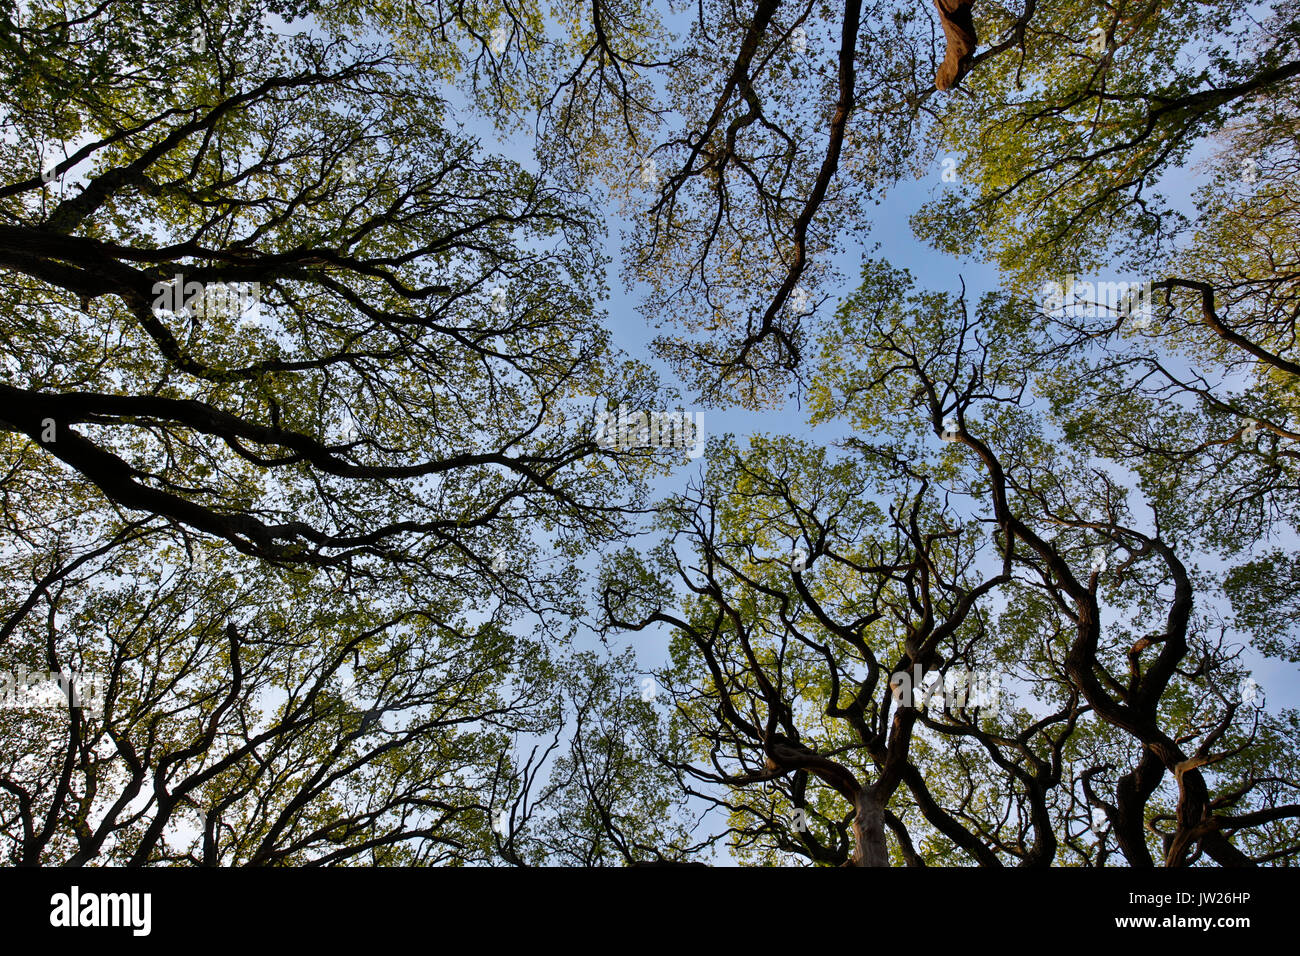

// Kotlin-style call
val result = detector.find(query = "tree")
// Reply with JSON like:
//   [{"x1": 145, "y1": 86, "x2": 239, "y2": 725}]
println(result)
[
  {"x1": 0, "y1": 0, "x2": 675, "y2": 864},
  {"x1": 495, "y1": 648, "x2": 715, "y2": 866},
  {"x1": 1, "y1": 0, "x2": 638, "y2": 568},
  {"x1": 0, "y1": 520, "x2": 563, "y2": 865},
  {"x1": 603, "y1": 262, "x2": 1300, "y2": 865},
  {"x1": 352, "y1": 0, "x2": 963, "y2": 401},
  {"x1": 930, "y1": 39, "x2": 1300, "y2": 657},
  {"x1": 912, "y1": 0, "x2": 1300, "y2": 287}
]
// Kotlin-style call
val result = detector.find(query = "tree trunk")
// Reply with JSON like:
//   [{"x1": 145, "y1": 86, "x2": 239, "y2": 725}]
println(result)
[{"x1": 851, "y1": 789, "x2": 890, "y2": 866}]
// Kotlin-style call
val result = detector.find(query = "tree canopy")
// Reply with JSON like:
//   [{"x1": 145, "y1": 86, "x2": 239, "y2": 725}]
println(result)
[{"x1": 1, "y1": 0, "x2": 1296, "y2": 867}]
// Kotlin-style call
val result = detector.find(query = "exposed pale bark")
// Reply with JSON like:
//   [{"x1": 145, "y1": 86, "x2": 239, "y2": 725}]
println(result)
[{"x1": 934, "y1": 0, "x2": 977, "y2": 91}]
